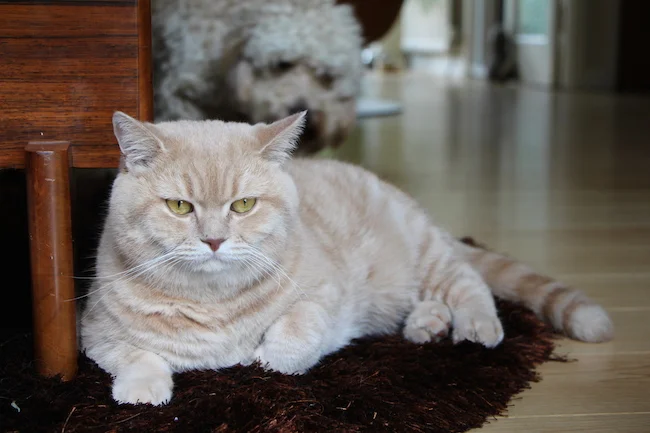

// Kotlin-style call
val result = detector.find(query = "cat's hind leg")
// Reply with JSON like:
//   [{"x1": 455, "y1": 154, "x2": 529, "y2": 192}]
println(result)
[
  {"x1": 417, "y1": 230, "x2": 504, "y2": 348},
  {"x1": 403, "y1": 300, "x2": 452, "y2": 344}
]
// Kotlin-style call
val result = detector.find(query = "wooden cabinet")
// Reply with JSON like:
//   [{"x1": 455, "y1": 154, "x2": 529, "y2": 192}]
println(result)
[{"x1": 0, "y1": 0, "x2": 152, "y2": 379}]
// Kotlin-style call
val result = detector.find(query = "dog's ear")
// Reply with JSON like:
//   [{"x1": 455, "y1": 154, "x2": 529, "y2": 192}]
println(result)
[
  {"x1": 254, "y1": 111, "x2": 306, "y2": 165},
  {"x1": 113, "y1": 111, "x2": 166, "y2": 174}
]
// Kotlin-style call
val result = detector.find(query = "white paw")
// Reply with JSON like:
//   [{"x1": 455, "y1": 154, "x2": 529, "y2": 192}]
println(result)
[
  {"x1": 112, "y1": 371, "x2": 173, "y2": 405},
  {"x1": 403, "y1": 301, "x2": 452, "y2": 344},
  {"x1": 452, "y1": 310, "x2": 504, "y2": 348},
  {"x1": 111, "y1": 356, "x2": 173, "y2": 405}
]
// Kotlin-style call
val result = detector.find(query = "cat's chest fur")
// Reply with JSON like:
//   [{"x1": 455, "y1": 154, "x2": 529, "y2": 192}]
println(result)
[{"x1": 103, "y1": 279, "x2": 299, "y2": 371}]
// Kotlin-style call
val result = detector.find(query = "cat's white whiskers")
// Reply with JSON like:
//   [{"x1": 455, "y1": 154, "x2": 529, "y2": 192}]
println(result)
[
  {"x1": 82, "y1": 257, "x2": 174, "y2": 320},
  {"x1": 249, "y1": 246, "x2": 303, "y2": 291},
  {"x1": 238, "y1": 255, "x2": 282, "y2": 331},
  {"x1": 68, "y1": 250, "x2": 179, "y2": 302},
  {"x1": 238, "y1": 258, "x2": 258, "y2": 287},
  {"x1": 73, "y1": 250, "x2": 176, "y2": 281},
  {"x1": 247, "y1": 246, "x2": 309, "y2": 301},
  {"x1": 238, "y1": 255, "x2": 272, "y2": 288},
  {"x1": 81, "y1": 254, "x2": 181, "y2": 320},
  {"x1": 143, "y1": 256, "x2": 186, "y2": 293},
  {"x1": 247, "y1": 252, "x2": 293, "y2": 292},
  {"x1": 240, "y1": 258, "x2": 283, "y2": 306},
  {"x1": 243, "y1": 253, "x2": 284, "y2": 291},
  {"x1": 82, "y1": 255, "x2": 177, "y2": 318}
]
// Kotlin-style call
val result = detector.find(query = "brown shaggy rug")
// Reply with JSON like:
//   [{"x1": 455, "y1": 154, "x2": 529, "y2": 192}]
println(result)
[{"x1": 0, "y1": 239, "x2": 565, "y2": 433}]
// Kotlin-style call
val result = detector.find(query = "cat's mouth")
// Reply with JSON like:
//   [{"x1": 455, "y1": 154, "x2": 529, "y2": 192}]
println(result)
[
  {"x1": 183, "y1": 252, "x2": 237, "y2": 274},
  {"x1": 196, "y1": 252, "x2": 236, "y2": 264}
]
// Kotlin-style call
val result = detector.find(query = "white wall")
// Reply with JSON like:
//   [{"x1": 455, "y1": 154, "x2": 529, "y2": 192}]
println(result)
[
  {"x1": 504, "y1": 0, "x2": 558, "y2": 88},
  {"x1": 557, "y1": 0, "x2": 620, "y2": 91},
  {"x1": 401, "y1": 0, "x2": 453, "y2": 54}
]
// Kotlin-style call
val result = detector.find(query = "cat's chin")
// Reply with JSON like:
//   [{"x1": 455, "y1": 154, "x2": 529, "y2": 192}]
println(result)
[{"x1": 186, "y1": 254, "x2": 238, "y2": 274}]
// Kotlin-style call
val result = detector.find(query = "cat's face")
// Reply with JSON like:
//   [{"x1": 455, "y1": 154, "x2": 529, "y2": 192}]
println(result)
[{"x1": 107, "y1": 112, "x2": 304, "y2": 281}]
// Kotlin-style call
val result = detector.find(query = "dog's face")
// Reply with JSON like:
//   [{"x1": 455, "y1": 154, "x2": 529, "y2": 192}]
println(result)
[
  {"x1": 225, "y1": 4, "x2": 363, "y2": 153},
  {"x1": 228, "y1": 59, "x2": 358, "y2": 154}
]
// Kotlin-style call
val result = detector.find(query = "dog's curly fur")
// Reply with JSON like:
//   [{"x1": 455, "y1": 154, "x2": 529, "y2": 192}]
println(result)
[{"x1": 152, "y1": 0, "x2": 364, "y2": 153}]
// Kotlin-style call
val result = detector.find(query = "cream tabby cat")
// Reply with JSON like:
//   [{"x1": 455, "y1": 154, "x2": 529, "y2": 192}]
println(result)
[{"x1": 81, "y1": 111, "x2": 614, "y2": 405}]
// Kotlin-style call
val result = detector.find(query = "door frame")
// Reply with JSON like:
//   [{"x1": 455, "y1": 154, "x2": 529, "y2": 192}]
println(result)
[{"x1": 504, "y1": 0, "x2": 560, "y2": 89}]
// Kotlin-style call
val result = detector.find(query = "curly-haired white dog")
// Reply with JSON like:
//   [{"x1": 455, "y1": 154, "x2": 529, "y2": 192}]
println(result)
[{"x1": 153, "y1": 0, "x2": 363, "y2": 153}]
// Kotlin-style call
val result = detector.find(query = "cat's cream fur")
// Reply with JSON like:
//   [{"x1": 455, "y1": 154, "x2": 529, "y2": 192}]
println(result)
[{"x1": 81, "y1": 112, "x2": 614, "y2": 405}]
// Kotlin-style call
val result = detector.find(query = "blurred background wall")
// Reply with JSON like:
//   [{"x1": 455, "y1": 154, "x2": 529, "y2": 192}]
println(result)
[{"x1": 356, "y1": 0, "x2": 650, "y2": 93}]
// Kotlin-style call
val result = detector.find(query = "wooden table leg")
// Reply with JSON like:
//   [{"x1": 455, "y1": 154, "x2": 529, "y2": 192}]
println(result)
[{"x1": 25, "y1": 141, "x2": 77, "y2": 380}]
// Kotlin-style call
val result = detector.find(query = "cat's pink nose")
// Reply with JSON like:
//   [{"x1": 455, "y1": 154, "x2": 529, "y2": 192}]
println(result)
[{"x1": 202, "y1": 238, "x2": 225, "y2": 252}]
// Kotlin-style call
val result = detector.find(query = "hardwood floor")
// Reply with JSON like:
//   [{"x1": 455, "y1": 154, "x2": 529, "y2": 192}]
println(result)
[{"x1": 331, "y1": 72, "x2": 650, "y2": 432}]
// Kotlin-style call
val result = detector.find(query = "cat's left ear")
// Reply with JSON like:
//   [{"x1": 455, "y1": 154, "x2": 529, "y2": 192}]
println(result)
[
  {"x1": 254, "y1": 111, "x2": 306, "y2": 165},
  {"x1": 113, "y1": 111, "x2": 166, "y2": 173}
]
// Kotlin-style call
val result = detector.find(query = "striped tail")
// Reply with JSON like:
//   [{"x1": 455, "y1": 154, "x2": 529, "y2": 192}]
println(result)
[{"x1": 455, "y1": 238, "x2": 614, "y2": 343}]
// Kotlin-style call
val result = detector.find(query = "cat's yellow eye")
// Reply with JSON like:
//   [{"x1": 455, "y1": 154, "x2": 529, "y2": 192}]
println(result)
[
  {"x1": 166, "y1": 199, "x2": 194, "y2": 215},
  {"x1": 230, "y1": 197, "x2": 256, "y2": 213}
]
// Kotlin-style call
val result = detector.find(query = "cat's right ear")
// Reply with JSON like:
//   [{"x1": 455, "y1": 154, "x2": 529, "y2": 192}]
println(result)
[
  {"x1": 112, "y1": 111, "x2": 166, "y2": 173},
  {"x1": 254, "y1": 111, "x2": 306, "y2": 165}
]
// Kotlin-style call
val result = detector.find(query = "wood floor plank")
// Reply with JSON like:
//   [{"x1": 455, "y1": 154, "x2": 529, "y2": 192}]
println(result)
[
  {"x1": 556, "y1": 273, "x2": 650, "y2": 309},
  {"x1": 503, "y1": 354, "x2": 650, "y2": 416},
  {"x1": 480, "y1": 413, "x2": 650, "y2": 432}
]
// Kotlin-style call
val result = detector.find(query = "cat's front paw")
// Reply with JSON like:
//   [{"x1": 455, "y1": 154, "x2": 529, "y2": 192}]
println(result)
[
  {"x1": 452, "y1": 310, "x2": 504, "y2": 348},
  {"x1": 254, "y1": 302, "x2": 328, "y2": 375},
  {"x1": 111, "y1": 354, "x2": 173, "y2": 405},
  {"x1": 112, "y1": 371, "x2": 173, "y2": 405},
  {"x1": 254, "y1": 341, "x2": 320, "y2": 375}
]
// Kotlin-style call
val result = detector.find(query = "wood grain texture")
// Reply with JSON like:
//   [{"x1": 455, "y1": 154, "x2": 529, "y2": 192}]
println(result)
[
  {"x1": 137, "y1": 0, "x2": 153, "y2": 122},
  {"x1": 1, "y1": 1, "x2": 135, "y2": 5},
  {"x1": 71, "y1": 144, "x2": 122, "y2": 168},
  {"x1": 0, "y1": 0, "x2": 151, "y2": 168},
  {"x1": 25, "y1": 141, "x2": 77, "y2": 380},
  {"x1": 481, "y1": 413, "x2": 650, "y2": 433}
]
